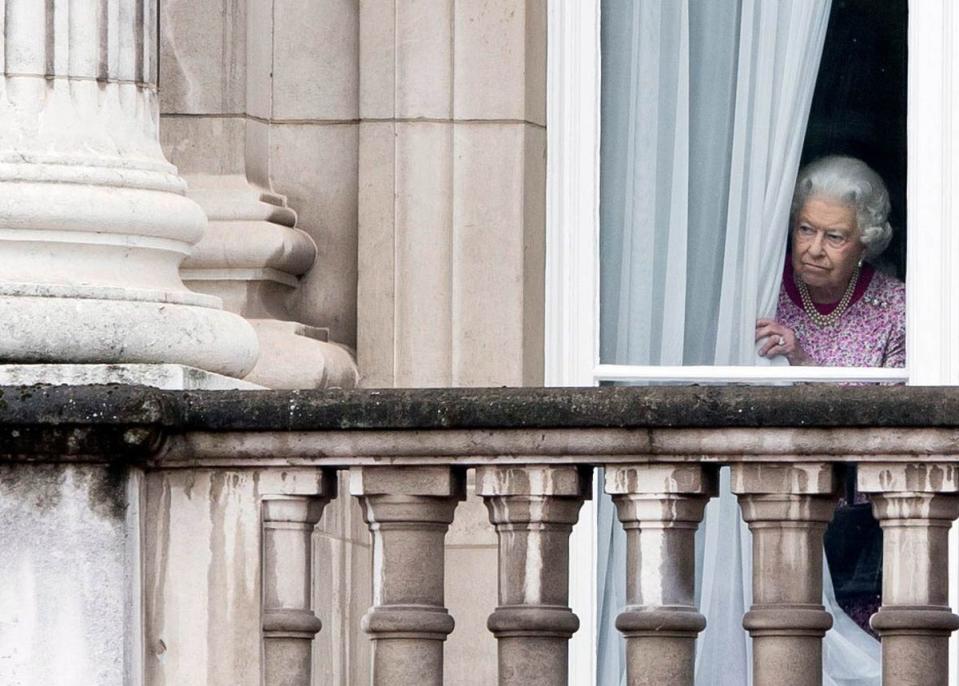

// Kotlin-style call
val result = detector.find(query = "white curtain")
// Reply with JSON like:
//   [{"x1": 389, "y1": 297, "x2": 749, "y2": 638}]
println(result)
[{"x1": 597, "y1": 1, "x2": 881, "y2": 685}]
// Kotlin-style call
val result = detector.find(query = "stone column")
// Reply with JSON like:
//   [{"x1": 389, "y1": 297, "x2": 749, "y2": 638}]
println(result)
[
  {"x1": 475, "y1": 466, "x2": 590, "y2": 686},
  {"x1": 350, "y1": 466, "x2": 466, "y2": 686},
  {"x1": 858, "y1": 463, "x2": 959, "y2": 686},
  {"x1": 0, "y1": 0, "x2": 258, "y2": 376},
  {"x1": 261, "y1": 481, "x2": 336, "y2": 686},
  {"x1": 731, "y1": 463, "x2": 837, "y2": 686},
  {"x1": 604, "y1": 464, "x2": 715, "y2": 686}
]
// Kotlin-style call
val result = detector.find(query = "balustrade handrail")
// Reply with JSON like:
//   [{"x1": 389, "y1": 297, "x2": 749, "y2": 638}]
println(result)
[
  {"x1": 3, "y1": 384, "x2": 959, "y2": 465},
  {"x1": 4, "y1": 384, "x2": 959, "y2": 429},
  {"x1": 5, "y1": 384, "x2": 959, "y2": 685}
]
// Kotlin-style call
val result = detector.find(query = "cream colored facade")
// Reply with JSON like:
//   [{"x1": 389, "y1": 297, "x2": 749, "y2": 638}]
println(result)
[
  {"x1": 157, "y1": 1, "x2": 545, "y2": 683},
  {"x1": 157, "y1": 0, "x2": 546, "y2": 391},
  {"x1": 0, "y1": 1, "x2": 545, "y2": 684},
  {"x1": 11, "y1": 4, "x2": 956, "y2": 686}
]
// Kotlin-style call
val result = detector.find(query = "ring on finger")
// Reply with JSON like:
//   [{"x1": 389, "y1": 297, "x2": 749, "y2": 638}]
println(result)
[{"x1": 777, "y1": 336, "x2": 785, "y2": 346}]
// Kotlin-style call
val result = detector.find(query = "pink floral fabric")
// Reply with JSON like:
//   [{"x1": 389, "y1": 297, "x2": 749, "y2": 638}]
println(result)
[{"x1": 776, "y1": 263, "x2": 905, "y2": 368}]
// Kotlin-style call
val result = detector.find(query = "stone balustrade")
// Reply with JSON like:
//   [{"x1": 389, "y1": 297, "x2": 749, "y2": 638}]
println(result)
[{"x1": 2, "y1": 385, "x2": 959, "y2": 686}]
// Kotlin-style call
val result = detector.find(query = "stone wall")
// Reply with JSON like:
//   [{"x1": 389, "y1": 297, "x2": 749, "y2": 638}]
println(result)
[
  {"x1": 0, "y1": 465, "x2": 143, "y2": 685},
  {"x1": 157, "y1": 2, "x2": 547, "y2": 683},
  {"x1": 355, "y1": 4, "x2": 547, "y2": 680},
  {"x1": 159, "y1": 0, "x2": 360, "y2": 348},
  {"x1": 357, "y1": 0, "x2": 547, "y2": 389}
]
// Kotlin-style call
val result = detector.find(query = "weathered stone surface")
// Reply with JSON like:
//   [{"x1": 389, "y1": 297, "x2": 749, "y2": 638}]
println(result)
[
  {"x1": 477, "y1": 465, "x2": 589, "y2": 686},
  {"x1": 262, "y1": 482, "x2": 336, "y2": 686},
  {"x1": 144, "y1": 467, "x2": 332, "y2": 686},
  {"x1": 0, "y1": 364, "x2": 261, "y2": 391},
  {"x1": 859, "y1": 465, "x2": 959, "y2": 686},
  {"x1": 2, "y1": 385, "x2": 959, "y2": 686},
  {"x1": 168, "y1": 385, "x2": 959, "y2": 431},
  {"x1": 352, "y1": 466, "x2": 466, "y2": 686},
  {"x1": 6, "y1": 386, "x2": 959, "y2": 448},
  {"x1": 0, "y1": 464, "x2": 142, "y2": 686},
  {"x1": 734, "y1": 464, "x2": 837, "y2": 686},
  {"x1": 605, "y1": 464, "x2": 714, "y2": 686},
  {"x1": 0, "y1": 386, "x2": 165, "y2": 462},
  {"x1": 313, "y1": 513, "x2": 372, "y2": 686},
  {"x1": 144, "y1": 469, "x2": 261, "y2": 686}
]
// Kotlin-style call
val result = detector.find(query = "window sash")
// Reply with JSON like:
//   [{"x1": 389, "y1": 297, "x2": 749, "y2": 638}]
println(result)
[
  {"x1": 545, "y1": 1, "x2": 909, "y2": 389},
  {"x1": 595, "y1": 364, "x2": 909, "y2": 384}
]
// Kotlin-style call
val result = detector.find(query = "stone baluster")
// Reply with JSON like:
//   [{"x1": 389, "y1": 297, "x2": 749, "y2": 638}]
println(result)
[
  {"x1": 350, "y1": 466, "x2": 466, "y2": 686},
  {"x1": 731, "y1": 463, "x2": 837, "y2": 686},
  {"x1": 474, "y1": 465, "x2": 590, "y2": 686},
  {"x1": 261, "y1": 474, "x2": 336, "y2": 686},
  {"x1": 0, "y1": 0, "x2": 257, "y2": 376},
  {"x1": 858, "y1": 463, "x2": 959, "y2": 686},
  {"x1": 604, "y1": 464, "x2": 715, "y2": 686}
]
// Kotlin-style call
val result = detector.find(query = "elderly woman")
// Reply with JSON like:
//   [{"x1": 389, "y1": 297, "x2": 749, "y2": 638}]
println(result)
[{"x1": 756, "y1": 156, "x2": 905, "y2": 367}]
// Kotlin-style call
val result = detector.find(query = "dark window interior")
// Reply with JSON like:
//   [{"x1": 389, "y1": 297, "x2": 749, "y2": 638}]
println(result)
[{"x1": 801, "y1": 0, "x2": 908, "y2": 279}]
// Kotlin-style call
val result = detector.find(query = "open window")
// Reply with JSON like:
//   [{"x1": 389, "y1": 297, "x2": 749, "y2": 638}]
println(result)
[
  {"x1": 547, "y1": 0, "x2": 959, "y2": 683},
  {"x1": 596, "y1": 0, "x2": 907, "y2": 385}
]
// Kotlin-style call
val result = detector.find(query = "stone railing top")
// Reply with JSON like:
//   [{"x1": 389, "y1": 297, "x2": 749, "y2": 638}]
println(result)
[
  {"x1": 0, "y1": 384, "x2": 958, "y2": 430},
  {"x1": 3, "y1": 384, "x2": 959, "y2": 465}
]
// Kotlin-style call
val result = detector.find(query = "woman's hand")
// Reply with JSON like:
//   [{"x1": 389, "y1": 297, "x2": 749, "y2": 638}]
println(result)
[{"x1": 755, "y1": 319, "x2": 812, "y2": 366}]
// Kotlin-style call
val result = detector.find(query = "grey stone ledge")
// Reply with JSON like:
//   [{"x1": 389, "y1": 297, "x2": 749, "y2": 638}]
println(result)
[
  {"x1": 2, "y1": 384, "x2": 959, "y2": 463},
  {"x1": 3, "y1": 383, "x2": 959, "y2": 429}
]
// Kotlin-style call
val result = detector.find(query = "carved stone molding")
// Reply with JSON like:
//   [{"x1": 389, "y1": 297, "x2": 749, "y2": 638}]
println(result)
[
  {"x1": 182, "y1": 174, "x2": 358, "y2": 389},
  {"x1": 0, "y1": 0, "x2": 258, "y2": 376}
]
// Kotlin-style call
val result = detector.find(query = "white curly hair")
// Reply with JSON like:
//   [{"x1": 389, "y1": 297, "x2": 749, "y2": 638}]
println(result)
[{"x1": 791, "y1": 155, "x2": 893, "y2": 259}]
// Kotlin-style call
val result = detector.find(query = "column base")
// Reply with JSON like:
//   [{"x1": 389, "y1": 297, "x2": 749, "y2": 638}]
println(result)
[
  {"x1": 242, "y1": 320, "x2": 359, "y2": 390},
  {"x1": 0, "y1": 292, "x2": 259, "y2": 378},
  {"x1": 0, "y1": 363, "x2": 263, "y2": 389}
]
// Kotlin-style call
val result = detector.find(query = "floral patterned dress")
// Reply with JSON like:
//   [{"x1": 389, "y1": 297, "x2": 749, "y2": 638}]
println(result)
[{"x1": 776, "y1": 260, "x2": 906, "y2": 368}]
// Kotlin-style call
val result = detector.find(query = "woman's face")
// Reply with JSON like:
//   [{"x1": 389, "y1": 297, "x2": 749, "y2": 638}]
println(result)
[{"x1": 791, "y1": 196, "x2": 865, "y2": 297}]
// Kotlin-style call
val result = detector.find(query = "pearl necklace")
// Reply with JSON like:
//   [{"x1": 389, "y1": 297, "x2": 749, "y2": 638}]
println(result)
[{"x1": 796, "y1": 265, "x2": 860, "y2": 328}]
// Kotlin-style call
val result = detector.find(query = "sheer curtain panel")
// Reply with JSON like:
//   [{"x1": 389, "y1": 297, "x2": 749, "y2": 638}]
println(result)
[{"x1": 596, "y1": 1, "x2": 880, "y2": 684}]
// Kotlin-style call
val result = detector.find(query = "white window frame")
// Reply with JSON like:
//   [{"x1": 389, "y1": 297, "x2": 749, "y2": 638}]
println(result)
[{"x1": 546, "y1": 0, "x2": 959, "y2": 682}]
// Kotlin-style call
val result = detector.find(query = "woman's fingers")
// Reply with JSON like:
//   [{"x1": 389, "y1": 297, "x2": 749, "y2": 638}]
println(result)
[
  {"x1": 756, "y1": 320, "x2": 795, "y2": 357},
  {"x1": 760, "y1": 336, "x2": 788, "y2": 357},
  {"x1": 755, "y1": 323, "x2": 780, "y2": 342},
  {"x1": 756, "y1": 320, "x2": 810, "y2": 364},
  {"x1": 759, "y1": 334, "x2": 781, "y2": 356},
  {"x1": 755, "y1": 323, "x2": 773, "y2": 339}
]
